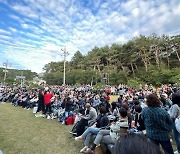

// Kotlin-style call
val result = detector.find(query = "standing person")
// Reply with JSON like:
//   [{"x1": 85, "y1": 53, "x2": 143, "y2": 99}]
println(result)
[
  {"x1": 168, "y1": 93, "x2": 180, "y2": 154},
  {"x1": 44, "y1": 90, "x2": 53, "y2": 119},
  {"x1": 142, "y1": 94, "x2": 174, "y2": 154},
  {"x1": 35, "y1": 90, "x2": 45, "y2": 117}
]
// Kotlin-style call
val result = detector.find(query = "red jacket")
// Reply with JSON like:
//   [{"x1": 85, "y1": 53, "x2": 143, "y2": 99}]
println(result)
[{"x1": 44, "y1": 93, "x2": 53, "y2": 105}]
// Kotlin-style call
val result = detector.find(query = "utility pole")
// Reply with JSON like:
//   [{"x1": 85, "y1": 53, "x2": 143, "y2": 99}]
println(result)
[
  {"x1": 21, "y1": 71, "x2": 23, "y2": 87},
  {"x1": 3, "y1": 60, "x2": 11, "y2": 85},
  {"x1": 61, "y1": 46, "x2": 69, "y2": 85}
]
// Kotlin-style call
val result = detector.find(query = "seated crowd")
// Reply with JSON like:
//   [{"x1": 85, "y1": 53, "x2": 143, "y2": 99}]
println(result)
[{"x1": 0, "y1": 84, "x2": 180, "y2": 154}]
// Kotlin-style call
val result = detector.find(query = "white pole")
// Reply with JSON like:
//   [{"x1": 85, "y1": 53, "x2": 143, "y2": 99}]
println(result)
[
  {"x1": 3, "y1": 60, "x2": 8, "y2": 85},
  {"x1": 63, "y1": 47, "x2": 66, "y2": 85}
]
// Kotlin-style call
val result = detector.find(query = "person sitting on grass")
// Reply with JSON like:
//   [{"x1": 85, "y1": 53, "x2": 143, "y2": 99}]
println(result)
[
  {"x1": 75, "y1": 106, "x2": 109, "y2": 153},
  {"x1": 73, "y1": 103, "x2": 97, "y2": 136},
  {"x1": 84, "y1": 107, "x2": 129, "y2": 154},
  {"x1": 129, "y1": 105, "x2": 145, "y2": 135}
]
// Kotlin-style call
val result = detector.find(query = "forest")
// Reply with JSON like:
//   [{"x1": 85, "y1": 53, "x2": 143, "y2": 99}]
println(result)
[
  {"x1": 43, "y1": 34, "x2": 180, "y2": 87},
  {"x1": 0, "y1": 68, "x2": 37, "y2": 85}
]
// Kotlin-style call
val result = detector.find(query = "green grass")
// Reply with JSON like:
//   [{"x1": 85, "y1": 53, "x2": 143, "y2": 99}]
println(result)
[
  {"x1": 0, "y1": 103, "x2": 82, "y2": 154},
  {"x1": 0, "y1": 100, "x2": 177, "y2": 154}
]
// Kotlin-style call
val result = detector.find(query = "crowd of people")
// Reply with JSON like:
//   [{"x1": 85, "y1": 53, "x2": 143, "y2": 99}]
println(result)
[{"x1": 0, "y1": 83, "x2": 180, "y2": 154}]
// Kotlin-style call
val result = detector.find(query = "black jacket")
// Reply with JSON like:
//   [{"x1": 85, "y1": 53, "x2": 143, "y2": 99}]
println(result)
[
  {"x1": 135, "y1": 113, "x2": 145, "y2": 131},
  {"x1": 96, "y1": 114, "x2": 109, "y2": 128}
]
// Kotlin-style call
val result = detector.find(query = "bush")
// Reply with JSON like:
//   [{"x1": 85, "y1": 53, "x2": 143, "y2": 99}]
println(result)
[{"x1": 127, "y1": 79, "x2": 140, "y2": 89}]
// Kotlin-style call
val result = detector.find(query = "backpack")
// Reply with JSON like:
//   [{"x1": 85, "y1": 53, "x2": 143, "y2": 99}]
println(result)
[{"x1": 65, "y1": 115, "x2": 76, "y2": 125}]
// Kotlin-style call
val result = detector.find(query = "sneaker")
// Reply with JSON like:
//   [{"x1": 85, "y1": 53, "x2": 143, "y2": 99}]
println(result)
[
  {"x1": 80, "y1": 146, "x2": 88, "y2": 153},
  {"x1": 75, "y1": 136, "x2": 83, "y2": 141},
  {"x1": 62, "y1": 121, "x2": 65, "y2": 124},
  {"x1": 84, "y1": 148, "x2": 95, "y2": 154},
  {"x1": 69, "y1": 131, "x2": 77, "y2": 136},
  {"x1": 47, "y1": 115, "x2": 51, "y2": 119},
  {"x1": 174, "y1": 151, "x2": 180, "y2": 154}
]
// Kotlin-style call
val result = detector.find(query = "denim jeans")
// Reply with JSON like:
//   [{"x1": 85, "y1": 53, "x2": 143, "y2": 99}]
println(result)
[
  {"x1": 150, "y1": 138, "x2": 174, "y2": 154},
  {"x1": 94, "y1": 129, "x2": 111, "y2": 145},
  {"x1": 82, "y1": 127, "x2": 100, "y2": 146},
  {"x1": 173, "y1": 123, "x2": 180, "y2": 152},
  {"x1": 64, "y1": 111, "x2": 73, "y2": 118}
]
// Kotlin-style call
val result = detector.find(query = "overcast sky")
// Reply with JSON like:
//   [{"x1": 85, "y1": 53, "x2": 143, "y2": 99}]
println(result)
[{"x1": 0, "y1": 0, "x2": 180, "y2": 73}]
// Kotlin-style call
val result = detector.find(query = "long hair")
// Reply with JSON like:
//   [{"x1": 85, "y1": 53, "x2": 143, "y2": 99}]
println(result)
[
  {"x1": 113, "y1": 134, "x2": 162, "y2": 154},
  {"x1": 172, "y1": 93, "x2": 180, "y2": 107},
  {"x1": 146, "y1": 94, "x2": 160, "y2": 107}
]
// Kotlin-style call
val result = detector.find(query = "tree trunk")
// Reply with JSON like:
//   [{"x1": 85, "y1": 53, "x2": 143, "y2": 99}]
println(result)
[
  {"x1": 131, "y1": 63, "x2": 135, "y2": 77},
  {"x1": 93, "y1": 65, "x2": 96, "y2": 71},
  {"x1": 141, "y1": 49, "x2": 148, "y2": 72},
  {"x1": 155, "y1": 49, "x2": 160, "y2": 70},
  {"x1": 165, "y1": 47, "x2": 170, "y2": 69},
  {"x1": 167, "y1": 56, "x2": 170, "y2": 69},
  {"x1": 142, "y1": 57, "x2": 148, "y2": 72},
  {"x1": 91, "y1": 77, "x2": 93, "y2": 86},
  {"x1": 175, "y1": 50, "x2": 180, "y2": 62},
  {"x1": 121, "y1": 65, "x2": 128, "y2": 81},
  {"x1": 134, "y1": 63, "x2": 139, "y2": 71}
]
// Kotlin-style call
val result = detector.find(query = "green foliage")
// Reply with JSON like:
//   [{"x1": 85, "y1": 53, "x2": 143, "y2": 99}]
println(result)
[
  {"x1": 43, "y1": 72, "x2": 63, "y2": 85},
  {"x1": 93, "y1": 82, "x2": 104, "y2": 90},
  {"x1": 43, "y1": 34, "x2": 180, "y2": 86},
  {"x1": 0, "y1": 68, "x2": 37, "y2": 85},
  {"x1": 127, "y1": 79, "x2": 140, "y2": 89},
  {"x1": 27, "y1": 83, "x2": 40, "y2": 89}
]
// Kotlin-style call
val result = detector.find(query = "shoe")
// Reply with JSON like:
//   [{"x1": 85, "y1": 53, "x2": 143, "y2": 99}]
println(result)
[
  {"x1": 62, "y1": 121, "x2": 65, "y2": 124},
  {"x1": 70, "y1": 132, "x2": 77, "y2": 136},
  {"x1": 80, "y1": 146, "x2": 88, "y2": 153},
  {"x1": 75, "y1": 136, "x2": 83, "y2": 141},
  {"x1": 51, "y1": 116, "x2": 55, "y2": 120},
  {"x1": 47, "y1": 115, "x2": 51, "y2": 119},
  {"x1": 69, "y1": 131, "x2": 77, "y2": 135},
  {"x1": 83, "y1": 148, "x2": 95, "y2": 154},
  {"x1": 174, "y1": 151, "x2": 180, "y2": 154}
]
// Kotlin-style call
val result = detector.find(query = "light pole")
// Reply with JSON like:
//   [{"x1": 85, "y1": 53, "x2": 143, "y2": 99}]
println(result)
[
  {"x1": 61, "y1": 46, "x2": 69, "y2": 85},
  {"x1": 3, "y1": 60, "x2": 11, "y2": 85}
]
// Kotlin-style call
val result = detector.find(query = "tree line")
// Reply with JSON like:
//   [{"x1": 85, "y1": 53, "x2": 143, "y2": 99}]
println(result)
[
  {"x1": 43, "y1": 34, "x2": 180, "y2": 87},
  {"x1": 0, "y1": 68, "x2": 37, "y2": 85}
]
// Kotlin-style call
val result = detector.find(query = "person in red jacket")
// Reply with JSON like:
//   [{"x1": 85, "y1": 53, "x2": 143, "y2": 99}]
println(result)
[{"x1": 44, "y1": 90, "x2": 53, "y2": 118}]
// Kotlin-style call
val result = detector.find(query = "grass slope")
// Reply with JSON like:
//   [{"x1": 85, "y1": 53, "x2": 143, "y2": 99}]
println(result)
[{"x1": 0, "y1": 103, "x2": 82, "y2": 154}]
